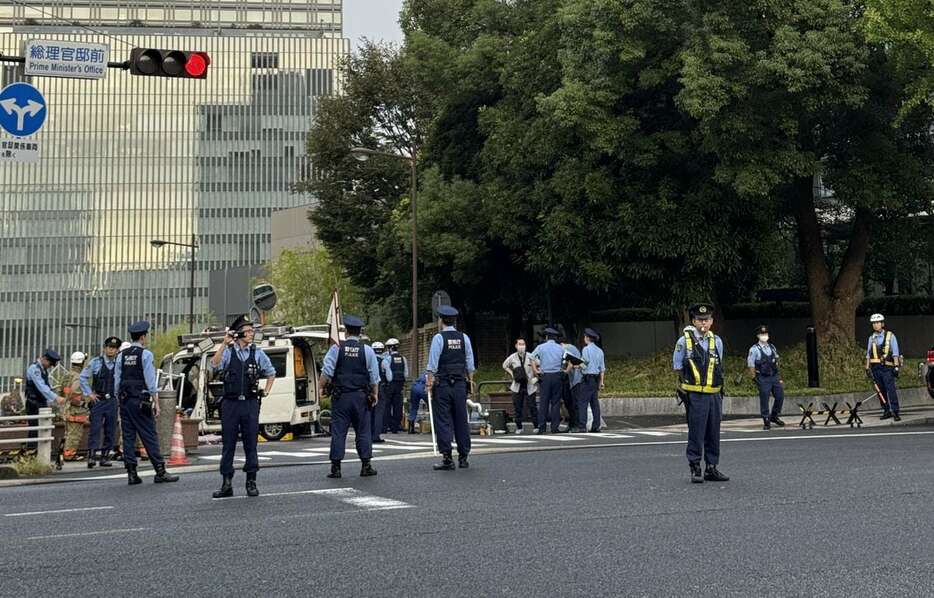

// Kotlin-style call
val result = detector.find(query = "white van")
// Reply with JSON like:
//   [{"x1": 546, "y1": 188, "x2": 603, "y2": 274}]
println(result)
[{"x1": 161, "y1": 325, "x2": 334, "y2": 441}]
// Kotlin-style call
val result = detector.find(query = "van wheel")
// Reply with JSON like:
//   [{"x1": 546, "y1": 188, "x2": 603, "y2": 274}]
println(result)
[{"x1": 260, "y1": 423, "x2": 288, "y2": 441}]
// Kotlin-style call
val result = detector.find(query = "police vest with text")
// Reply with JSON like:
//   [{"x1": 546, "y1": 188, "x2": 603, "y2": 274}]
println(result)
[
  {"x1": 390, "y1": 354, "x2": 406, "y2": 383},
  {"x1": 334, "y1": 339, "x2": 370, "y2": 393},
  {"x1": 680, "y1": 332, "x2": 723, "y2": 394},
  {"x1": 119, "y1": 347, "x2": 148, "y2": 399},
  {"x1": 869, "y1": 331, "x2": 898, "y2": 367},
  {"x1": 436, "y1": 330, "x2": 467, "y2": 382}
]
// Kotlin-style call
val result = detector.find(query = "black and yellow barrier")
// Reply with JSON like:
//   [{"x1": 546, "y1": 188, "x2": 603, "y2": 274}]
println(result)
[{"x1": 797, "y1": 398, "x2": 867, "y2": 430}]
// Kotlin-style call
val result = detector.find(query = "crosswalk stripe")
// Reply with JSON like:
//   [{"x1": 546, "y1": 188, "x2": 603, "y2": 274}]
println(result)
[
  {"x1": 471, "y1": 438, "x2": 536, "y2": 445},
  {"x1": 628, "y1": 431, "x2": 670, "y2": 437}
]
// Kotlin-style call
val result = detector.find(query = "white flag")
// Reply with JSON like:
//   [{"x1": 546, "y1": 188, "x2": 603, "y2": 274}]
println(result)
[{"x1": 326, "y1": 289, "x2": 342, "y2": 346}]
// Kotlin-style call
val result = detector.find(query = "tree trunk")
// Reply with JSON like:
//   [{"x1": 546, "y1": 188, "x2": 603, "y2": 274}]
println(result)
[{"x1": 790, "y1": 177, "x2": 872, "y2": 346}]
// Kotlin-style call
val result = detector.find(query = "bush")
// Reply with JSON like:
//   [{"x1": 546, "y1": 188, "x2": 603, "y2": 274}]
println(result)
[{"x1": 14, "y1": 454, "x2": 54, "y2": 477}]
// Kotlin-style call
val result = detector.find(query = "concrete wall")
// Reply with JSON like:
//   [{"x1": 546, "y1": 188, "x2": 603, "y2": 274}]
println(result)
[{"x1": 270, "y1": 204, "x2": 318, "y2": 259}]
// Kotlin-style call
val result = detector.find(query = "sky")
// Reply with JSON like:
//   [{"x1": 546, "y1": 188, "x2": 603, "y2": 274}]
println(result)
[{"x1": 343, "y1": 0, "x2": 406, "y2": 49}]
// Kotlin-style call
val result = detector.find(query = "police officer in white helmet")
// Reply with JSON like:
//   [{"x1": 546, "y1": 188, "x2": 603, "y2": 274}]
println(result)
[{"x1": 866, "y1": 313, "x2": 903, "y2": 421}]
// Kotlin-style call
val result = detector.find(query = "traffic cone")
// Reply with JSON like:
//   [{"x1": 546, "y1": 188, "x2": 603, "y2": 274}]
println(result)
[{"x1": 167, "y1": 412, "x2": 190, "y2": 466}]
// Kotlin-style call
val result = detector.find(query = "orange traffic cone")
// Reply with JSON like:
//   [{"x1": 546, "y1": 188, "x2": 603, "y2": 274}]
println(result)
[{"x1": 167, "y1": 412, "x2": 190, "y2": 466}]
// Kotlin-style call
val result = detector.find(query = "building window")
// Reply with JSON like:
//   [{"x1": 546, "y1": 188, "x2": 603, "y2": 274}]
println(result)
[{"x1": 250, "y1": 52, "x2": 279, "y2": 69}]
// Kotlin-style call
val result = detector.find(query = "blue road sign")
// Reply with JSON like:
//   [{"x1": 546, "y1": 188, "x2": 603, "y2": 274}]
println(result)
[{"x1": 0, "y1": 83, "x2": 47, "y2": 138}]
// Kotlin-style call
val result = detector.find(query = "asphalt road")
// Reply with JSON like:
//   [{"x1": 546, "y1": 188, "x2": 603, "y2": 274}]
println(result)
[{"x1": 3, "y1": 427, "x2": 934, "y2": 597}]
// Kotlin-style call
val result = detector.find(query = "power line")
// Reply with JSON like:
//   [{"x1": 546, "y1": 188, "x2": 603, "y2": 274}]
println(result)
[{"x1": 8, "y1": 0, "x2": 136, "y2": 49}]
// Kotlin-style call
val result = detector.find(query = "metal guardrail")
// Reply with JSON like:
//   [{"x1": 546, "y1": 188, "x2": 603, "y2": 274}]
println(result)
[{"x1": 0, "y1": 407, "x2": 54, "y2": 464}]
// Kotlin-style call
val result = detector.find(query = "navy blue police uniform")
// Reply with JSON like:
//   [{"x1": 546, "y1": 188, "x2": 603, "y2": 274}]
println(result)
[
  {"x1": 80, "y1": 336, "x2": 121, "y2": 466},
  {"x1": 748, "y1": 325, "x2": 785, "y2": 430},
  {"x1": 24, "y1": 348, "x2": 61, "y2": 448},
  {"x1": 428, "y1": 305, "x2": 476, "y2": 470},
  {"x1": 386, "y1": 349, "x2": 407, "y2": 433}
]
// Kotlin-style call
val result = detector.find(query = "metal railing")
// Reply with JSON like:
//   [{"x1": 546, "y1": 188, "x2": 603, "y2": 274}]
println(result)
[{"x1": 0, "y1": 408, "x2": 54, "y2": 464}]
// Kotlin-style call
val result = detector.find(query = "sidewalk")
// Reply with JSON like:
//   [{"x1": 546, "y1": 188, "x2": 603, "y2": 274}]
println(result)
[{"x1": 659, "y1": 404, "x2": 934, "y2": 433}]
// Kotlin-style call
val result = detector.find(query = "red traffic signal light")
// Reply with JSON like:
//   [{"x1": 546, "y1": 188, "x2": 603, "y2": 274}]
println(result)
[{"x1": 129, "y1": 48, "x2": 211, "y2": 79}]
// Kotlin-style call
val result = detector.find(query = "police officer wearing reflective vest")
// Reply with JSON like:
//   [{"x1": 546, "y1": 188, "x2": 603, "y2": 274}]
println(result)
[
  {"x1": 80, "y1": 336, "x2": 122, "y2": 468},
  {"x1": 113, "y1": 321, "x2": 179, "y2": 485},
  {"x1": 385, "y1": 338, "x2": 408, "y2": 433},
  {"x1": 427, "y1": 305, "x2": 476, "y2": 470},
  {"x1": 24, "y1": 348, "x2": 66, "y2": 448},
  {"x1": 532, "y1": 326, "x2": 565, "y2": 434},
  {"x1": 210, "y1": 315, "x2": 277, "y2": 498},
  {"x1": 673, "y1": 304, "x2": 729, "y2": 484},
  {"x1": 746, "y1": 325, "x2": 785, "y2": 430},
  {"x1": 866, "y1": 313, "x2": 902, "y2": 421},
  {"x1": 319, "y1": 315, "x2": 380, "y2": 479}
]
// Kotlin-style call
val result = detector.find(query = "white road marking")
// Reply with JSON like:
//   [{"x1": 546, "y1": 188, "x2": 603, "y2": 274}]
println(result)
[
  {"x1": 370, "y1": 444, "x2": 430, "y2": 451},
  {"x1": 587, "y1": 433, "x2": 634, "y2": 439},
  {"x1": 213, "y1": 487, "x2": 412, "y2": 511},
  {"x1": 526, "y1": 435, "x2": 576, "y2": 442},
  {"x1": 200, "y1": 456, "x2": 272, "y2": 462},
  {"x1": 27, "y1": 528, "x2": 147, "y2": 541},
  {"x1": 471, "y1": 438, "x2": 536, "y2": 445},
  {"x1": 628, "y1": 431, "x2": 671, "y2": 437},
  {"x1": 5, "y1": 506, "x2": 115, "y2": 517}
]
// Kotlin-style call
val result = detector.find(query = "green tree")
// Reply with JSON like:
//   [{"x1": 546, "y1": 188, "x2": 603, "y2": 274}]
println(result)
[
  {"x1": 266, "y1": 247, "x2": 364, "y2": 326},
  {"x1": 149, "y1": 324, "x2": 188, "y2": 366}
]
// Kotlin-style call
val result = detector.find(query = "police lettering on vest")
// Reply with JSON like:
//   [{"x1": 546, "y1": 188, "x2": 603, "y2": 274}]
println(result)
[
  {"x1": 334, "y1": 340, "x2": 370, "y2": 393},
  {"x1": 120, "y1": 347, "x2": 148, "y2": 398},
  {"x1": 390, "y1": 354, "x2": 406, "y2": 381},
  {"x1": 437, "y1": 330, "x2": 467, "y2": 380},
  {"x1": 680, "y1": 332, "x2": 723, "y2": 394}
]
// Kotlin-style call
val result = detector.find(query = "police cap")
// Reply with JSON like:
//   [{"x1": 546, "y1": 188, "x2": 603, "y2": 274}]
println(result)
[
  {"x1": 103, "y1": 336, "x2": 122, "y2": 348},
  {"x1": 343, "y1": 314, "x2": 365, "y2": 328},
  {"x1": 583, "y1": 327, "x2": 600, "y2": 340},
  {"x1": 43, "y1": 348, "x2": 61, "y2": 364},
  {"x1": 543, "y1": 326, "x2": 560, "y2": 337},
  {"x1": 688, "y1": 303, "x2": 714, "y2": 320},
  {"x1": 437, "y1": 305, "x2": 459, "y2": 318},
  {"x1": 128, "y1": 320, "x2": 150, "y2": 335},
  {"x1": 229, "y1": 314, "x2": 252, "y2": 331},
  {"x1": 754, "y1": 324, "x2": 769, "y2": 336}
]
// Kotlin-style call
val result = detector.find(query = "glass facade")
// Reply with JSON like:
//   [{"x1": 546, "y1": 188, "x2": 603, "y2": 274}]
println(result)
[{"x1": 0, "y1": 11, "x2": 346, "y2": 387}]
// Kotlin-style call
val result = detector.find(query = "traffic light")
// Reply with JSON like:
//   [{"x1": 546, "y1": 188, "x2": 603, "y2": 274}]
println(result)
[{"x1": 128, "y1": 48, "x2": 211, "y2": 79}]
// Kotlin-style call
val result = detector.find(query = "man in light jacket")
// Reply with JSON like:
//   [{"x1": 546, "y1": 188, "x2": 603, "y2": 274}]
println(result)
[{"x1": 503, "y1": 338, "x2": 539, "y2": 434}]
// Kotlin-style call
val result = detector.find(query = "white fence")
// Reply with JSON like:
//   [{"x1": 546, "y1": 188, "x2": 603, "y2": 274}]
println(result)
[{"x1": 0, "y1": 407, "x2": 54, "y2": 464}]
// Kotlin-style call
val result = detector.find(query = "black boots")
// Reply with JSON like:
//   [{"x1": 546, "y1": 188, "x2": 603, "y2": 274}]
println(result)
[
  {"x1": 87, "y1": 452, "x2": 97, "y2": 469},
  {"x1": 360, "y1": 459, "x2": 378, "y2": 477},
  {"x1": 153, "y1": 463, "x2": 179, "y2": 484},
  {"x1": 762, "y1": 418, "x2": 770, "y2": 430},
  {"x1": 126, "y1": 464, "x2": 142, "y2": 485},
  {"x1": 433, "y1": 453, "x2": 455, "y2": 471},
  {"x1": 704, "y1": 464, "x2": 730, "y2": 482},
  {"x1": 246, "y1": 472, "x2": 259, "y2": 497},
  {"x1": 408, "y1": 424, "x2": 417, "y2": 435},
  {"x1": 458, "y1": 455, "x2": 469, "y2": 469},
  {"x1": 99, "y1": 451, "x2": 112, "y2": 467},
  {"x1": 327, "y1": 460, "x2": 342, "y2": 479},
  {"x1": 213, "y1": 475, "x2": 233, "y2": 499},
  {"x1": 690, "y1": 461, "x2": 703, "y2": 484},
  {"x1": 770, "y1": 415, "x2": 785, "y2": 427},
  {"x1": 880, "y1": 410, "x2": 892, "y2": 420}
]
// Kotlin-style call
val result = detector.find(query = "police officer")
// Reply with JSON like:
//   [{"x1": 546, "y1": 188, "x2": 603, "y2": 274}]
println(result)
[
  {"x1": 319, "y1": 315, "x2": 380, "y2": 479},
  {"x1": 384, "y1": 338, "x2": 408, "y2": 433},
  {"x1": 369, "y1": 341, "x2": 391, "y2": 443},
  {"x1": 866, "y1": 313, "x2": 902, "y2": 421},
  {"x1": 673, "y1": 304, "x2": 729, "y2": 484},
  {"x1": 580, "y1": 328, "x2": 606, "y2": 433},
  {"x1": 407, "y1": 371, "x2": 428, "y2": 434},
  {"x1": 113, "y1": 321, "x2": 179, "y2": 485},
  {"x1": 61, "y1": 352, "x2": 89, "y2": 461},
  {"x1": 24, "y1": 348, "x2": 66, "y2": 448},
  {"x1": 210, "y1": 315, "x2": 277, "y2": 498},
  {"x1": 532, "y1": 327, "x2": 565, "y2": 434},
  {"x1": 427, "y1": 305, "x2": 476, "y2": 470},
  {"x1": 80, "y1": 336, "x2": 122, "y2": 468},
  {"x1": 562, "y1": 342, "x2": 584, "y2": 432},
  {"x1": 746, "y1": 325, "x2": 785, "y2": 430}
]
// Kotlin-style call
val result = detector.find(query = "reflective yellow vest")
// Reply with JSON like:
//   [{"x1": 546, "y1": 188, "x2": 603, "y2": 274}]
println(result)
[
  {"x1": 869, "y1": 331, "x2": 897, "y2": 366},
  {"x1": 680, "y1": 331, "x2": 723, "y2": 394}
]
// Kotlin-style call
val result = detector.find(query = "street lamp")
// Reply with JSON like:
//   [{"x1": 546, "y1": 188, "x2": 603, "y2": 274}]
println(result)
[
  {"x1": 151, "y1": 234, "x2": 200, "y2": 333},
  {"x1": 350, "y1": 146, "x2": 420, "y2": 372}
]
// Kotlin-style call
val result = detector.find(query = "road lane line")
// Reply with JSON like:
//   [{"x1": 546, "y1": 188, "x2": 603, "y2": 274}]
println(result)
[
  {"x1": 5, "y1": 506, "x2": 115, "y2": 517},
  {"x1": 628, "y1": 431, "x2": 671, "y2": 437},
  {"x1": 212, "y1": 487, "x2": 412, "y2": 510},
  {"x1": 26, "y1": 527, "x2": 147, "y2": 541}
]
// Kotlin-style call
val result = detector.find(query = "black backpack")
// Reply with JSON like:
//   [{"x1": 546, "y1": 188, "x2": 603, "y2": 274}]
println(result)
[{"x1": 512, "y1": 354, "x2": 528, "y2": 383}]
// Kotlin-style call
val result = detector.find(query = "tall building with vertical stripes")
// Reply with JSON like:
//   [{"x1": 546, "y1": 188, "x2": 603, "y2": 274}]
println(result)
[{"x1": 0, "y1": 1, "x2": 346, "y2": 387}]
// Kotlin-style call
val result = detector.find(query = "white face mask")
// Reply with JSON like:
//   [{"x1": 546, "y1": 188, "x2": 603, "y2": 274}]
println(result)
[
  {"x1": 758, "y1": 334, "x2": 769, "y2": 343},
  {"x1": 516, "y1": 345, "x2": 526, "y2": 354}
]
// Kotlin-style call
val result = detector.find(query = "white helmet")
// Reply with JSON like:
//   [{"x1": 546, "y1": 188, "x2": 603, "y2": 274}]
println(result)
[
  {"x1": 870, "y1": 313, "x2": 885, "y2": 323},
  {"x1": 372, "y1": 341, "x2": 385, "y2": 351},
  {"x1": 386, "y1": 338, "x2": 400, "y2": 347},
  {"x1": 70, "y1": 351, "x2": 86, "y2": 365},
  {"x1": 119, "y1": 341, "x2": 131, "y2": 352}
]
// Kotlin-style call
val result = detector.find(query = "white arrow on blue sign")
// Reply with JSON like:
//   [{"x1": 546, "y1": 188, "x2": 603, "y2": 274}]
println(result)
[{"x1": 0, "y1": 82, "x2": 47, "y2": 138}]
